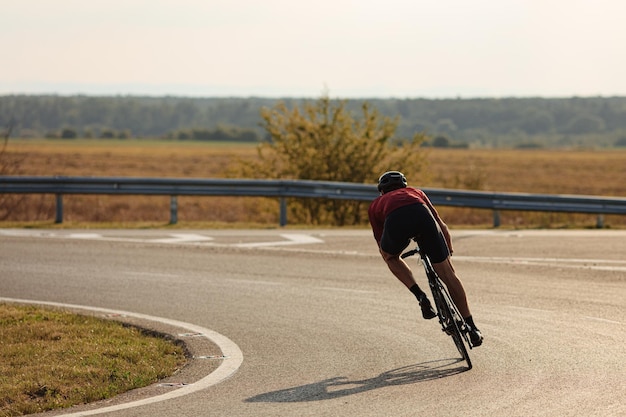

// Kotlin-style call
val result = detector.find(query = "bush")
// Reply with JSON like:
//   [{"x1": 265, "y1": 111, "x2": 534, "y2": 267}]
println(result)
[
  {"x1": 61, "y1": 128, "x2": 78, "y2": 139},
  {"x1": 244, "y1": 94, "x2": 428, "y2": 225}
]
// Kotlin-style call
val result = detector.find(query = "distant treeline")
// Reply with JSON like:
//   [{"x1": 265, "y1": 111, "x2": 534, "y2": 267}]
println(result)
[{"x1": 2, "y1": 95, "x2": 626, "y2": 148}]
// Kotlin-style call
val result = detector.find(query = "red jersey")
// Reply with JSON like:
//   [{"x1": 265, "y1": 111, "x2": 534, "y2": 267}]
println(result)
[{"x1": 368, "y1": 187, "x2": 441, "y2": 243}]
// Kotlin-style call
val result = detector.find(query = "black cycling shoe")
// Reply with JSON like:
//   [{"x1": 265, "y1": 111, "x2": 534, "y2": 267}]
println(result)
[
  {"x1": 467, "y1": 325, "x2": 484, "y2": 347},
  {"x1": 418, "y1": 294, "x2": 437, "y2": 320}
]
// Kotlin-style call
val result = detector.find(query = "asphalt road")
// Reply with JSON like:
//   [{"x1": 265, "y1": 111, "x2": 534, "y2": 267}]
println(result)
[{"x1": 1, "y1": 228, "x2": 625, "y2": 417}]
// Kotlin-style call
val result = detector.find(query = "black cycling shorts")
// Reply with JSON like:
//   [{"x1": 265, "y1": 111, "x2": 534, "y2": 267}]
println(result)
[{"x1": 379, "y1": 203, "x2": 450, "y2": 263}]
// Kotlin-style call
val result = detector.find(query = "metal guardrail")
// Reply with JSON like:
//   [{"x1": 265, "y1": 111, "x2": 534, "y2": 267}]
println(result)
[{"x1": 1, "y1": 176, "x2": 625, "y2": 226}]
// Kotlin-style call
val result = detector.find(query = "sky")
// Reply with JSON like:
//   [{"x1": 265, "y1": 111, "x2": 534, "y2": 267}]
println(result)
[{"x1": 2, "y1": 0, "x2": 626, "y2": 99}]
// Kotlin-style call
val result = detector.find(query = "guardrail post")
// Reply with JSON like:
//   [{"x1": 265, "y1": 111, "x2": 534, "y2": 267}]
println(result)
[
  {"x1": 493, "y1": 210, "x2": 501, "y2": 228},
  {"x1": 170, "y1": 196, "x2": 178, "y2": 225},
  {"x1": 55, "y1": 194, "x2": 63, "y2": 224},
  {"x1": 279, "y1": 197, "x2": 287, "y2": 227},
  {"x1": 596, "y1": 214, "x2": 604, "y2": 229}
]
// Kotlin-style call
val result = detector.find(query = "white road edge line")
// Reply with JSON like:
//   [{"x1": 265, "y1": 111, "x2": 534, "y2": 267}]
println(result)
[
  {"x1": 583, "y1": 316, "x2": 623, "y2": 325},
  {"x1": 0, "y1": 297, "x2": 244, "y2": 416},
  {"x1": 454, "y1": 255, "x2": 626, "y2": 265}
]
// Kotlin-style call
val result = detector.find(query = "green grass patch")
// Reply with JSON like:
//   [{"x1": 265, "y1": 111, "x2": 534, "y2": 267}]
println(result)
[{"x1": 0, "y1": 304, "x2": 186, "y2": 417}]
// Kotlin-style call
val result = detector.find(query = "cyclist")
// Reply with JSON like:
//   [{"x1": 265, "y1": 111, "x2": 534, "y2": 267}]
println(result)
[{"x1": 368, "y1": 171, "x2": 483, "y2": 346}]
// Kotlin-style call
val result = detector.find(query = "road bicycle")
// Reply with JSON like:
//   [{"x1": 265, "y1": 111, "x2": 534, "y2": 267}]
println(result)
[{"x1": 401, "y1": 239, "x2": 473, "y2": 370}]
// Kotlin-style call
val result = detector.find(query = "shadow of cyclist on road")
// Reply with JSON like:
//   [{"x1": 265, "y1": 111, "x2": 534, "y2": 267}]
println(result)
[{"x1": 245, "y1": 358, "x2": 466, "y2": 403}]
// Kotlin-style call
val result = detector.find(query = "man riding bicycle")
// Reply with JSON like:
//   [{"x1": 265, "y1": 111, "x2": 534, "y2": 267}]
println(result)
[{"x1": 368, "y1": 171, "x2": 483, "y2": 347}]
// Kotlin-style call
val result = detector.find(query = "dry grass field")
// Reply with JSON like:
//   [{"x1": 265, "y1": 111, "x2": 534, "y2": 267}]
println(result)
[{"x1": 2, "y1": 140, "x2": 625, "y2": 228}]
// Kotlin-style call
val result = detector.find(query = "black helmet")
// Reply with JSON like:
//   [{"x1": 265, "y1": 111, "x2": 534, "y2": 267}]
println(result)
[{"x1": 377, "y1": 171, "x2": 407, "y2": 193}]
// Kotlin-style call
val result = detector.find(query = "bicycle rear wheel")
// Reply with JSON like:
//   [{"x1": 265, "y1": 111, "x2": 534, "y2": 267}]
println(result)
[{"x1": 430, "y1": 277, "x2": 472, "y2": 370}]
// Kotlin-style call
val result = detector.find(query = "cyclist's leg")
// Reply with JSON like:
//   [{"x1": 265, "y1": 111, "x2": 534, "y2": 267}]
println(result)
[
  {"x1": 410, "y1": 205, "x2": 472, "y2": 319},
  {"x1": 379, "y1": 206, "x2": 437, "y2": 319},
  {"x1": 414, "y1": 208, "x2": 483, "y2": 345},
  {"x1": 431, "y1": 258, "x2": 470, "y2": 318},
  {"x1": 379, "y1": 247, "x2": 414, "y2": 288},
  {"x1": 433, "y1": 258, "x2": 483, "y2": 346},
  {"x1": 380, "y1": 247, "x2": 436, "y2": 319},
  {"x1": 379, "y1": 206, "x2": 419, "y2": 290}
]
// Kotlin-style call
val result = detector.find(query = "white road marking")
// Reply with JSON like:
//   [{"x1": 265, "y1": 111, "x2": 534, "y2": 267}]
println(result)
[
  {"x1": 124, "y1": 271, "x2": 182, "y2": 279},
  {"x1": 506, "y1": 305, "x2": 554, "y2": 314},
  {"x1": 455, "y1": 255, "x2": 626, "y2": 265},
  {"x1": 3, "y1": 229, "x2": 623, "y2": 271},
  {"x1": 583, "y1": 316, "x2": 623, "y2": 325},
  {"x1": 506, "y1": 306, "x2": 623, "y2": 325},
  {"x1": 224, "y1": 278, "x2": 284, "y2": 286},
  {"x1": 318, "y1": 287, "x2": 376, "y2": 294},
  {"x1": 232, "y1": 233, "x2": 324, "y2": 248},
  {"x1": 150, "y1": 233, "x2": 214, "y2": 244},
  {"x1": 0, "y1": 297, "x2": 244, "y2": 417},
  {"x1": 68, "y1": 233, "x2": 103, "y2": 239},
  {"x1": 0, "y1": 230, "x2": 322, "y2": 248},
  {"x1": 454, "y1": 255, "x2": 626, "y2": 272}
]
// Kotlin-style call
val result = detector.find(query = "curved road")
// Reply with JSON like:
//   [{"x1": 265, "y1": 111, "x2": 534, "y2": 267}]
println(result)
[{"x1": 1, "y1": 229, "x2": 625, "y2": 417}]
